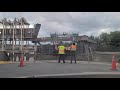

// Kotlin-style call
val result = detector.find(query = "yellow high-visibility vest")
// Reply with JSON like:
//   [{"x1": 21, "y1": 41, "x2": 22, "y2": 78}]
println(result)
[{"x1": 58, "y1": 45, "x2": 65, "y2": 54}]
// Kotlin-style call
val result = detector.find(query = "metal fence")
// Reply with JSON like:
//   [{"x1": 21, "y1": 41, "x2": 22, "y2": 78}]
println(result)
[
  {"x1": 36, "y1": 44, "x2": 96, "y2": 61},
  {"x1": 96, "y1": 45, "x2": 120, "y2": 52}
]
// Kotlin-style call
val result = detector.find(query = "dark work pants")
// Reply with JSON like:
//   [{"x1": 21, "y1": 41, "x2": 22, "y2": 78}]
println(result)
[
  {"x1": 71, "y1": 51, "x2": 77, "y2": 63},
  {"x1": 58, "y1": 54, "x2": 65, "y2": 63}
]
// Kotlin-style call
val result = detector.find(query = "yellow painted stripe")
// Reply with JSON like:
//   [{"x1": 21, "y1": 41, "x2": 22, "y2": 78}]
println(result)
[{"x1": 0, "y1": 61, "x2": 11, "y2": 64}]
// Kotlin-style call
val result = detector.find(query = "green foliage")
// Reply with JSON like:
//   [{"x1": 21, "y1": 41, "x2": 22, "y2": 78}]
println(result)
[
  {"x1": 94, "y1": 31, "x2": 120, "y2": 51},
  {"x1": 99, "y1": 32, "x2": 111, "y2": 45},
  {"x1": 109, "y1": 31, "x2": 120, "y2": 47}
]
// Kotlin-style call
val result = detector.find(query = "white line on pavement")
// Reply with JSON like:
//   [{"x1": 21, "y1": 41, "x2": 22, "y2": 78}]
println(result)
[{"x1": 13, "y1": 72, "x2": 120, "y2": 78}]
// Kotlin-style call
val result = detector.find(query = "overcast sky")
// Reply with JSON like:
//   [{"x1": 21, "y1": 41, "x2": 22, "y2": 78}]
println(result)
[{"x1": 0, "y1": 12, "x2": 120, "y2": 37}]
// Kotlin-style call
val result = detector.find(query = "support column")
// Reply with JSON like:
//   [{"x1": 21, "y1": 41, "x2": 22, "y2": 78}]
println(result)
[
  {"x1": 15, "y1": 39, "x2": 16, "y2": 45},
  {"x1": 19, "y1": 39, "x2": 20, "y2": 46},
  {"x1": 20, "y1": 19, "x2": 23, "y2": 56},
  {"x1": 12, "y1": 38, "x2": 14, "y2": 61},
  {"x1": 26, "y1": 40, "x2": 27, "y2": 45},
  {"x1": 12, "y1": 23, "x2": 15, "y2": 62},
  {"x1": 22, "y1": 25, "x2": 24, "y2": 49},
  {"x1": 28, "y1": 41, "x2": 29, "y2": 45},
  {"x1": 9, "y1": 40, "x2": 11, "y2": 45},
  {"x1": 34, "y1": 43, "x2": 37, "y2": 62},
  {"x1": 4, "y1": 39, "x2": 6, "y2": 49},
  {"x1": 2, "y1": 21, "x2": 5, "y2": 51}
]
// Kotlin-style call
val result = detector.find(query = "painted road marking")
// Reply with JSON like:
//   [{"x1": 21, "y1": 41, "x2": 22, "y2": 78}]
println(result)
[
  {"x1": 0, "y1": 61, "x2": 11, "y2": 64},
  {"x1": 13, "y1": 72, "x2": 120, "y2": 78}
]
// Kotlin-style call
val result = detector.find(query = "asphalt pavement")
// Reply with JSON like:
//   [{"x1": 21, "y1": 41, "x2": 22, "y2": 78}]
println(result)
[{"x1": 0, "y1": 60, "x2": 120, "y2": 78}]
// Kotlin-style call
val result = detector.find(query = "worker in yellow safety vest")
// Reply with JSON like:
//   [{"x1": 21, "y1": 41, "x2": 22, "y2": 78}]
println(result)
[
  {"x1": 58, "y1": 43, "x2": 65, "y2": 63},
  {"x1": 70, "y1": 42, "x2": 77, "y2": 64}
]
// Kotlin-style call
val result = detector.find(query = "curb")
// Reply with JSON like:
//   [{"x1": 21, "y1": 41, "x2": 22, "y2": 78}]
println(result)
[
  {"x1": 0, "y1": 60, "x2": 112, "y2": 65},
  {"x1": 45, "y1": 61, "x2": 111, "y2": 65}
]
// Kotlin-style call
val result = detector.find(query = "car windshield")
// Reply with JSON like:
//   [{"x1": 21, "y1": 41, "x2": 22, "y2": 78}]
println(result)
[{"x1": 0, "y1": 12, "x2": 120, "y2": 78}]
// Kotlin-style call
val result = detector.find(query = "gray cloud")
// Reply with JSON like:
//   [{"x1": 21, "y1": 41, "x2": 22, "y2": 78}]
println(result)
[{"x1": 1, "y1": 12, "x2": 120, "y2": 37}]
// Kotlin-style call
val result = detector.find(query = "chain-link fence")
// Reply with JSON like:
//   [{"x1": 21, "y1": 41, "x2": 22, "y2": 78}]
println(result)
[
  {"x1": 36, "y1": 44, "x2": 96, "y2": 61},
  {"x1": 96, "y1": 45, "x2": 120, "y2": 52}
]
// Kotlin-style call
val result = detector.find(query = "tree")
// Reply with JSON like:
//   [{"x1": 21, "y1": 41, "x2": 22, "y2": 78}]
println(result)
[
  {"x1": 89, "y1": 35, "x2": 95, "y2": 40},
  {"x1": 109, "y1": 31, "x2": 120, "y2": 47},
  {"x1": 99, "y1": 32, "x2": 110, "y2": 45}
]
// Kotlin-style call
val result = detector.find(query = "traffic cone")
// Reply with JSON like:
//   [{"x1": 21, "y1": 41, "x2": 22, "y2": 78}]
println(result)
[
  {"x1": 111, "y1": 54, "x2": 117, "y2": 70},
  {"x1": 19, "y1": 55, "x2": 24, "y2": 67}
]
